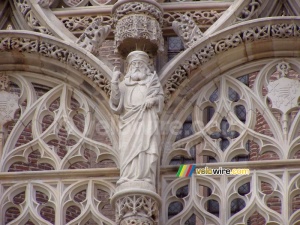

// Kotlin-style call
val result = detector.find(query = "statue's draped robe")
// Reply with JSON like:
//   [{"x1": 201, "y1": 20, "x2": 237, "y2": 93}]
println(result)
[{"x1": 110, "y1": 73, "x2": 164, "y2": 184}]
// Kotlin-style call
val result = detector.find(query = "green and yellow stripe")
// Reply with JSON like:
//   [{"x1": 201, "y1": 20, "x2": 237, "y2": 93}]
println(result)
[{"x1": 176, "y1": 164, "x2": 196, "y2": 177}]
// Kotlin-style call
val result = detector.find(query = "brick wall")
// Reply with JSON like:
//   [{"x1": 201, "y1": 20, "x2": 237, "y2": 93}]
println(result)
[
  {"x1": 98, "y1": 40, "x2": 123, "y2": 70},
  {"x1": 36, "y1": 191, "x2": 55, "y2": 224},
  {"x1": 66, "y1": 205, "x2": 81, "y2": 223},
  {"x1": 261, "y1": 182, "x2": 281, "y2": 214},
  {"x1": 5, "y1": 207, "x2": 20, "y2": 224},
  {"x1": 248, "y1": 211, "x2": 266, "y2": 225},
  {"x1": 292, "y1": 194, "x2": 300, "y2": 213},
  {"x1": 5, "y1": 191, "x2": 24, "y2": 224}
]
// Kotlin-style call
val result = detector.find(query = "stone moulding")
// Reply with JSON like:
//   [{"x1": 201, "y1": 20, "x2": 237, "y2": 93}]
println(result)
[
  {"x1": 0, "y1": 31, "x2": 112, "y2": 97},
  {"x1": 162, "y1": 17, "x2": 300, "y2": 102}
]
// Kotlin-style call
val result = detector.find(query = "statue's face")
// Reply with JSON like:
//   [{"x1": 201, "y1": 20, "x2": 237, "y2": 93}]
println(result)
[{"x1": 128, "y1": 60, "x2": 148, "y2": 81}]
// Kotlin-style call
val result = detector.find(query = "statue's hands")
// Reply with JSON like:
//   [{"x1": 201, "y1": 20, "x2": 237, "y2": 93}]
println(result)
[
  {"x1": 145, "y1": 98, "x2": 156, "y2": 109},
  {"x1": 112, "y1": 67, "x2": 122, "y2": 83}
]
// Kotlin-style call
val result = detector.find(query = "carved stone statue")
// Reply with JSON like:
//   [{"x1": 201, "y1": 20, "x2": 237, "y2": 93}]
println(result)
[{"x1": 110, "y1": 51, "x2": 164, "y2": 185}]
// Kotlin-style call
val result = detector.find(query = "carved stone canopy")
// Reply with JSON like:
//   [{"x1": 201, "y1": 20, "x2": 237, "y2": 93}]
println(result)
[{"x1": 112, "y1": 0, "x2": 164, "y2": 57}]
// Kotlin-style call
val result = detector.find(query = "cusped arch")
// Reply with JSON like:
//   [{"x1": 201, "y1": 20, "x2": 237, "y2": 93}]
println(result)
[
  {"x1": 0, "y1": 182, "x2": 58, "y2": 225},
  {"x1": 0, "y1": 77, "x2": 118, "y2": 171},
  {"x1": 61, "y1": 179, "x2": 115, "y2": 225}
]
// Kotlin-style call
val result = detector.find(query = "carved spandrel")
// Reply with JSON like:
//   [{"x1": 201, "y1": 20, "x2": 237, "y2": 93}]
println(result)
[
  {"x1": 0, "y1": 74, "x2": 19, "y2": 127},
  {"x1": 267, "y1": 78, "x2": 300, "y2": 114},
  {"x1": 0, "y1": 91, "x2": 19, "y2": 127},
  {"x1": 0, "y1": 73, "x2": 19, "y2": 159},
  {"x1": 267, "y1": 62, "x2": 300, "y2": 114}
]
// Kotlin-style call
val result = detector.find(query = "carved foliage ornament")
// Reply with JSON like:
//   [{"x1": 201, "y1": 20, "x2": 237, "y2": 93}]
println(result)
[
  {"x1": 115, "y1": 195, "x2": 159, "y2": 225},
  {"x1": 113, "y1": 1, "x2": 164, "y2": 55},
  {"x1": 0, "y1": 74, "x2": 9, "y2": 91},
  {"x1": 0, "y1": 36, "x2": 110, "y2": 96},
  {"x1": 62, "y1": 0, "x2": 114, "y2": 7},
  {"x1": 114, "y1": 14, "x2": 164, "y2": 52},
  {"x1": 237, "y1": 0, "x2": 263, "y2": 22},
  {"x1": 164, "y1": 10, "x2": 223, "y2": 28},
  {"x1": 37, "y1": 0, "x2": 59, "y2": 8},
  {"x1": 172, "y1": 14, "x2": 203, "y2": 49},
  {"x1": 59, "y1": 10, "x2": 222, "y2": 36},
  {"x1": 14, "y1": 0, "x2": 53, "y2": 35},
  {"x1": 165, "y1": 22, "x2": 300, "y2": 101},
  {"x1": 37, "y1": 0, "x2": 50, "y2": 8},
  {"x1": 63, "y1": 0, "x2": 88, "y2": 7},
  {"x1": 59, "y1": 15, "x2": 113, "y2": 33},
  {"x1": 77, "y1": 19, "x2": 111, "y2": 56}
]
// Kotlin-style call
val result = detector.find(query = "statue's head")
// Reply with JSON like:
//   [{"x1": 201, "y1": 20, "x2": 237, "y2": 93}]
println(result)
[{"x1": 126, "y1": 51, "x2": 151, "y2": 81}]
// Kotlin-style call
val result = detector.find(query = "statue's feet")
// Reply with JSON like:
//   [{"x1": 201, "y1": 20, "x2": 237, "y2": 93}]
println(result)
[
  {"x1": 132, "y1": 178, "x2": 153, "y2": 184},
  {"x1": 144, "y1": 178, "x2": 152, "y2": 184},
  {"x1": 117, "y1": 178, "x2": 153, "y2": 185},
  {"x1": 116, "y1": 178, "x2": 130, "y2": 185}
]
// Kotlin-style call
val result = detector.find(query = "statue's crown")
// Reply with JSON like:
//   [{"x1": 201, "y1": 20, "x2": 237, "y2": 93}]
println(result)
[{"x1": 127, "y1": 51, "x2": 149, "y2": 65}]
